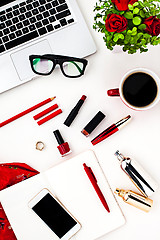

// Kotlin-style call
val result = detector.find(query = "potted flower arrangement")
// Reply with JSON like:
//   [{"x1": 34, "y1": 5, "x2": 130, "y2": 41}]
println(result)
[{"x1": 93, "y1": 0, "x2": 160, "y2": 53}]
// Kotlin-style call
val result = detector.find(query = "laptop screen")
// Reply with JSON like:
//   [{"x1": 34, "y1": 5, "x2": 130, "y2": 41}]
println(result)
[{"x1": 0, "y1": 0, "x2": 15, "y2": 7}]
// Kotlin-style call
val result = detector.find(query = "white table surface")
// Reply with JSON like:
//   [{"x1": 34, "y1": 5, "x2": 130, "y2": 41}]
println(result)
[{"x1": 0, "y1": 0, "x2": 160, "y2": 240}]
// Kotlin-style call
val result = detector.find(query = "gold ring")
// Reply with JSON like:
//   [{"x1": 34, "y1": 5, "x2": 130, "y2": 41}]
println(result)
[{"x1": 36, "y1": 141, "x2": 45, "y2": 151}]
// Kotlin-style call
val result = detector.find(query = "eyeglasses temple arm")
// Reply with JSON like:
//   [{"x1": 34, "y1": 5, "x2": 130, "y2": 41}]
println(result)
[{"x1": 70, "y1": 61, "x2": 83, "y2": 74}]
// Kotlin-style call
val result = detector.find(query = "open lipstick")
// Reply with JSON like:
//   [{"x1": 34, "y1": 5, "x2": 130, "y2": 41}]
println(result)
[
  {"x1": 53, "y1": 130, "x2": 71, "y2": 157},
  {"x1": 64, "y1": 95, "x2": 87, "y2": 127},
  {"x1": 81, "y1": 111, "x2": 106, "y2": 137},
  {"x1": 91, "y1": 115, "x2": 131, "y2": 146}
]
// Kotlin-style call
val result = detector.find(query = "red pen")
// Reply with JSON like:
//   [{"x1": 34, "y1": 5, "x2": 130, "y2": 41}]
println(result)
[{"x1": 83, "y1": 163, "x2": 110, "y2": 212}]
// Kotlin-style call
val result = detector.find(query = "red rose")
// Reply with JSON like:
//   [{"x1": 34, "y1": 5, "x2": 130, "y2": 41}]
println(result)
[
  {"x1": 144, "y1": 16, "x2": 160, "y2": 36},
  {"x1": 112, "y1": 0, "x2": 138, "y2": 11},
  {"x1": 105, "y1": 14, "x2": 128, "y2": 33}
]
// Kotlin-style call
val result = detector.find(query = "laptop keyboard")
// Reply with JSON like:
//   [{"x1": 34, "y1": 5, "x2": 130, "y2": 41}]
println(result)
[{"x1": 0, "y1": 0, "x2": 75, "y2": 54}]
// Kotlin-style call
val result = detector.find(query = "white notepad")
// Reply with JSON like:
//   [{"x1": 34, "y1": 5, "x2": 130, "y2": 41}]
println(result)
[{"x1": 0, "y1": 150, "x2": 125, "y2": 240}]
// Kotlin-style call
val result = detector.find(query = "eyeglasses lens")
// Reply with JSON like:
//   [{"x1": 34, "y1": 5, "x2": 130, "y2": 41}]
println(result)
[
  {"x1": 32, "y1": 58, "x2": 53, "y2": 74},
  {"x1": 62, "y1": 61, "x2": 84, "y2": 77}
]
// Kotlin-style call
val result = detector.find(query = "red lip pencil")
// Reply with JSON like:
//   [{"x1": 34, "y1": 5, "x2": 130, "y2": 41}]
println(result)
[
  {"x1": 37, "y1": 109, "x2": 62, "y2": 126},
  {"x1": 0, "y1": 97, "x2": 56, "y2": 128},
  {"x1": 33, "y1": 104, "x2": 58, "y2": 120},
  {"x1": 91, "y1": 115, "x2": 131, "y2": 146}
]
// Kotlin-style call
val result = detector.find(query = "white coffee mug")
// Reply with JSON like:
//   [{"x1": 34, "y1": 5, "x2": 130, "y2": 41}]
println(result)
[{"x1": 107, "y1": 68, "x2": 160, "y2": 111}]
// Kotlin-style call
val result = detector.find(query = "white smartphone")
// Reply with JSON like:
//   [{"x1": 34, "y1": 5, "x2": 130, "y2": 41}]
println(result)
[{"x1": 28, "y1": 188, "x2": 81, "y2": 240}]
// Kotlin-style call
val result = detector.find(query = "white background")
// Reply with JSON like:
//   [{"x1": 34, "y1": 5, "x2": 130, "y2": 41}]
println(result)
[{"x1": 0, "y1": 0, "x2": 160, "y2": 239}]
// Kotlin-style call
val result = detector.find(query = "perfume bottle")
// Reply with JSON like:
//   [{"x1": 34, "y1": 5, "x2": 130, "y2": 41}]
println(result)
[
  {"x1": 115, "y1": 188, "x2": 153, "y2": 212},
  {"x1": 114, "y1": 150, "x2": 158, "y2": 197}
]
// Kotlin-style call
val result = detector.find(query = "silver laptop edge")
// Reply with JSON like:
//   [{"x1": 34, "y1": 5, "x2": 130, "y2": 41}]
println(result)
[{"x1": 0, "y1": 0, "x2": 96, "y2": 93}]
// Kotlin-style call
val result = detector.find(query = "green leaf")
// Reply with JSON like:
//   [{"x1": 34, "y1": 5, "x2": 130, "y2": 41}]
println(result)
[
  {"x1": 107, "y1": 35, "x2": 112, "y2": 41},
  {"x1": 96, "y1": 13, "x2": 102, "y2": 18},
  {"x1": 138, "y1": 24, "x2": 146, "y2": 31},
  {"x1": 140, "y1": 10, "x2": 145, "y2": 18},
  {"x1": 145, "y1": 2, "x2": 150, "y2": 8},
  {"x1": 132, "y1": 27, "x2": 137, "y2": 32},
  {"x1": 143, "y1": 33, "x2": 150, "y2": 38},
  {"x1": 94, "y1": 6, "x2": 101, "y2": 11},
  {"x1": 124, "y1": 11, "x2": 133, "y2": 19},
  {"x1": 119, "y1": 34, "x2": 124, "y2": 39},
  {"x1": 141, "y1": 39, "x2": 146, "y2": 45},
  {"x1": 131, "y1": 27, "x2": 137, "y2": 36},
  {"x1": 133, "y1": 2, "x2": 139, "y2": 7},
  {"x1": 130, "y1": 37, "x2": 135, "y2": 44},
  {"x1": 133, "y1": 8, "x2": 139, "y2": 14},
  {"x1": 131, "y1": 31, "x2": 137, "y2": 36},
  {"x1": 119, "y1": 11, "x2": 125, "y2": 15},
  {"x1": 133, "y1": 16, "x2": 142, "y2": 25},
  {"x1": 137, "y1": 32, "x2": 143, "y2": 39},
  {"x1": 113, "y1": 35, "x2": 119, "y2": 42},
  {"x1": 128, "y1": 4, "x2": 134, "y2": 10},
  {"x1": 139, "y1": 1, "x2": 144, "y2": 8},
  {"x1": 127, "y1": 30, "x2": 132, "y2": 35}
]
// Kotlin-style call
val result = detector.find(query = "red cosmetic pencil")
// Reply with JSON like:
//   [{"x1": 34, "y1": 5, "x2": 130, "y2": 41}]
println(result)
[
  {"x1": 0, "y1": 97, "x2": 56, "y2": 128},
  {"x1": 37, "y1": 109, "x2": 62, "y2": 125},
  {"x1": 33, "y1": 104, "x2": 58, "y2": 120},
  {"x1": 83, "y1": 163, "x2": 110, "y2": 212},
  {"x1": 91, "y1": 115, "x2": 131, "y2": 146}
]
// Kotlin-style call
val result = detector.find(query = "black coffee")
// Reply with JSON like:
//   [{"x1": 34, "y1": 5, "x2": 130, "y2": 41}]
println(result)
[{"x1": 122, "y1": 72, "x2": 158, "y2": 107}]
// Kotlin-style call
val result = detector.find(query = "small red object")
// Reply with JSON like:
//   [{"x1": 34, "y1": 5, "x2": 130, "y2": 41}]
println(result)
[
  {"x1": 0, "y1": 163, "x2": 39, "y2": 240},
  {"x1": 37, "y1": 109, "x2": 62, "y2": 125},
  {"x1": 91, "y1": 115, "x2": 131, "y2": 146},
  {"x1": 33, "y1": 104, "x2": 58, "y2": 120},
  {"x1": 57, "y1": 142, "x2": 71, "y2": 156},
  {"x1": 83, "y1": 163, "x2": 110, "y2": 212},
  {"x1": 0, "y1": 97, "x2": 56, "y2": 128},
  {"x1": 53, "y1": 129, "x2": 71, "y2": 157},
  {"x1": 107, "y1": 88, "x2": 120, "y2": 96},
  {"x1": 91, "y1": 124, "x2": 118, "y2": 145},
  {"x1": 81, "y1": 95, "x2": 87, "y2": 101}
]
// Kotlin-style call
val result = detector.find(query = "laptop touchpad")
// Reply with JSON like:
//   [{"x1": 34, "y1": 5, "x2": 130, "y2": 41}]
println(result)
[{"x1": 11, "y1": 40, "x2": 52, "y2": 81}]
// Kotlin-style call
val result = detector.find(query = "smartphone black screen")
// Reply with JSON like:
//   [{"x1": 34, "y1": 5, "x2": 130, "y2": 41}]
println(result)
[{"x1": 32, "y1": 193, "x2": 77, "y2": 238}]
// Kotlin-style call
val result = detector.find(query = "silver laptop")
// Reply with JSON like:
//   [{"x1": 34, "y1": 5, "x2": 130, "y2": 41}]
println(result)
[{"x1": 0, "y1": 0, "x2": 96, "y2": 93}]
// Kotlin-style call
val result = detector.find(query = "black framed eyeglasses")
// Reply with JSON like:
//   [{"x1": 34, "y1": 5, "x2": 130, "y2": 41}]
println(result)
[{"x1": 29, "y1": 54, "x2": 88, "y2": 78}]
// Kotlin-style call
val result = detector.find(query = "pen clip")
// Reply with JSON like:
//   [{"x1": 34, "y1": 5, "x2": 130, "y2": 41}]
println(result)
[
  {"x1": 88, "y1": 167, "x2": 97, "y2": 182},
  {"x1": 83, "y1": 163, "x2": 97, "y2": 182}
]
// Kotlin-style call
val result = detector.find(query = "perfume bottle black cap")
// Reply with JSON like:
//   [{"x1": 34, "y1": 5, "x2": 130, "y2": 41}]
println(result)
[
  {"x1": 53, "y1": 130, "x2": 64, "y2": 145},
  {"x1": 82, "y1": 111, "x2": 106, "y2": 135}
]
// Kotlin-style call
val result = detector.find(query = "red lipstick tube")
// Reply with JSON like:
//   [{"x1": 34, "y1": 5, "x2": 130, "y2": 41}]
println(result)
[
  {"x1": 53, "y1": 130, "x2": 71, "y2": 157},
  {"x1": 64, "y1": 95, "x2": 87, "y2": 127}
]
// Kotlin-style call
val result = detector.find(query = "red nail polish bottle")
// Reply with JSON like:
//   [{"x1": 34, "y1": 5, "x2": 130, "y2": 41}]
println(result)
[{"x1": 53, "y1": 130, "x2": 71, "y2": 157}]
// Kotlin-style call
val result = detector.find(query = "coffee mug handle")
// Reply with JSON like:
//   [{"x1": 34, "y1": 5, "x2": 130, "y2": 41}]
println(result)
[{"x1": 107, "y1": 88, "x2": 120, "y2": 97}]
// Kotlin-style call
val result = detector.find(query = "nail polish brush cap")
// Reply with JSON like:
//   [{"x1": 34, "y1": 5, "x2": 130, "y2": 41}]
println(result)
[
  {"x1": 82, "y1": 111, "x2": 106, "y2": 136},
  {"x1": 53, "y1": 130, "x2": 64, "y2": 145}
]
